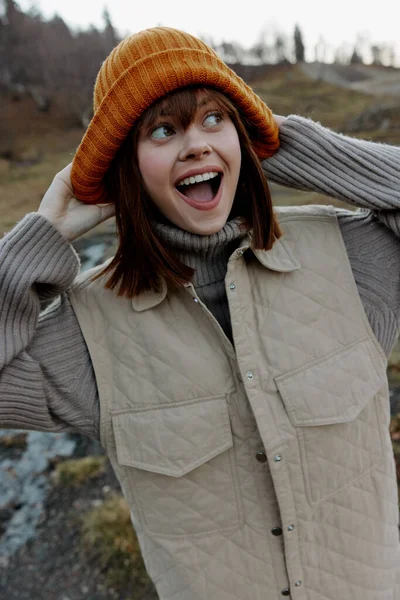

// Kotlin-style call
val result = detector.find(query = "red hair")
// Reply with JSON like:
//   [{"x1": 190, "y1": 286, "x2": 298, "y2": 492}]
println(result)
[{"x1": 97, "y1": 87, "x2": 282, "y2": 297}]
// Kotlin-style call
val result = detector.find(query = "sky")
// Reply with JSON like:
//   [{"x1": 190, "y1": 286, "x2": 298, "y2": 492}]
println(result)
[{"x1": 18, "y1": 0, "x2": 400, "y2": 64}]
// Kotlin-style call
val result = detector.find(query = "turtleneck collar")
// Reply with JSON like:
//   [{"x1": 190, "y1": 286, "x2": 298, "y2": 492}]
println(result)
[{"x1": 153, "y1": 216, "x2": 250, "y2": 287}]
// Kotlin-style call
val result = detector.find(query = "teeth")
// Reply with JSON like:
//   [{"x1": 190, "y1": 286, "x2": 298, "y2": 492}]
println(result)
[{"x1": 178, "y1": 171, "x2": 219, "y2": 187}]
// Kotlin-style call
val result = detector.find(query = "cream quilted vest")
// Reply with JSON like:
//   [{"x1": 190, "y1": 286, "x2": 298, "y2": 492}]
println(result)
[{"x1": 68, "y1": 205, "x2": 400, "y2": 600}]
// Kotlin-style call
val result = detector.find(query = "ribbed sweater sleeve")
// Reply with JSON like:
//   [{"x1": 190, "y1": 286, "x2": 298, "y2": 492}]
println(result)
[
  {"x1": 0, "y1": 213, "x2": 99, "y2": 438},
  {"x1": 263, "y1": 115, "x2": 400, "y2": 210},
  {"x1": 263, "y1": 115, "x2": 400, "y2": 356}
]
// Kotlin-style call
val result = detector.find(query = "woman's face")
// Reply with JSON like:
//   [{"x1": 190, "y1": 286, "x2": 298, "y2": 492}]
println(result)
[{"x1": 137, "y1": 91, "x2": 241, "y2": 235}]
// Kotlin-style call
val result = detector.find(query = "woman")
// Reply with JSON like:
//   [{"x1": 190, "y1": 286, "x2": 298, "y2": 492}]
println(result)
[{"x1": 1, "y1": 26, "x2": 400, "y2": 600}]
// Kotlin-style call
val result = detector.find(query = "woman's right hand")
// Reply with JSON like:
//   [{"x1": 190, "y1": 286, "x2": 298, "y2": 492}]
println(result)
[{"x1": 38, "y1": 163, "x2": 115, "y2": 242}]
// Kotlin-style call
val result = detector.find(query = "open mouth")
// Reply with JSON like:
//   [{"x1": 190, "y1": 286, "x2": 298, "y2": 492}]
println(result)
[{"x1": 176, "y1": 171, "x2": 222, "y2": 203}]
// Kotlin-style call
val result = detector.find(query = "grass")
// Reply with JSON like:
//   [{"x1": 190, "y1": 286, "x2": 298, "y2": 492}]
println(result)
[
  {"x1": 0, "y1": 147, "x2": 78, "y2": 234},
  {"x1": 0, "y1": 432, "x2": 27, "y2": 449},
  {"x1": 53, "y1": 456, "x2": 107, "y2": 487},
  {"x1": 252, "y1": 63, "x2": 400, "y2": 142},
  {"x1": 81, "y1": 494, "x2": 151, "y2": 596},
  {"x1": 388, "y1": 344, "x2": 400, "y2": 384}
]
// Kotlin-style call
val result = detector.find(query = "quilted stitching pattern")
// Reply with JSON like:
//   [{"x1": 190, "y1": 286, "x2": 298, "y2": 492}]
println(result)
[
  {"x1": 68, "y1": 206, "x2": 400, "y2": 600},
  {"x1": 112, "y1": 397, "x2": 232, "y2": 475}
]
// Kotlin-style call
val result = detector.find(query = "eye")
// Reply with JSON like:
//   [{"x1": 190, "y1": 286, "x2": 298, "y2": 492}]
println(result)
[
  {"x1": 203, "y1": 112, "x2": 223, "y2": 128},
  {"x1": 150, "y1": 124, "x2": 175, "y2": 140}
]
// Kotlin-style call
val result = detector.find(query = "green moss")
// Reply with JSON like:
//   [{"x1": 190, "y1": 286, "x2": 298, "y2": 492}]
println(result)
[
  {"x1": 81, "y1": 494, "x2": 151, "y2": 594},
  {"x1": 53, "y1": 456, "x2": 107, "y2": 487}
]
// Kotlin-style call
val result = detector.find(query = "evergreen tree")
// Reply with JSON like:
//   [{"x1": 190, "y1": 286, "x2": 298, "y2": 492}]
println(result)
[
  {"x1": 294, "y1": 24, "x2": 305, "y2": 62},
  {"x1": 102, "y1": 7, "x2": 118, "y2": 50}
]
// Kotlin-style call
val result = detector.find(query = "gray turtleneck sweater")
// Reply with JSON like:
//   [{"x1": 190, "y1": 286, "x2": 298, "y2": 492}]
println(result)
[{"x1": 1, "y1": 115, "x2": 400, "y2": 440}]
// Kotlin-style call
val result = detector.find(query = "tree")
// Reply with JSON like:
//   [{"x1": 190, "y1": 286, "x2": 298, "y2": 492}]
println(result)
[
  {"x1": 217, "y1": 40, "x2": 244, "y2": 64},
  {"x1": 274, "y1": 32, "x2": 288, "y2": 64},
  {"x1": 386, "y1": 44, "x2": 397, "y2": 68},
  {"x1": 350, "y1": 46, "x2": 363, "y2": 65},
  {"x1": 293, "y1": 24, "x2": 305, "y2": 62},
  {"x1": 314, "y1": 36, "x2": 327, "y2": 63},
  {"x1": 249, "y1": 40, "x2": 267, "y2": 64},
  {"x1": 334, "y1": 42, "x2": 352, "y2": 65},
  {"x1": 371, "y1": 44, "x2": 383, "y2": 66},
  {"x1": 102, "y1": 7, "x2": 117, "y2": 50}
]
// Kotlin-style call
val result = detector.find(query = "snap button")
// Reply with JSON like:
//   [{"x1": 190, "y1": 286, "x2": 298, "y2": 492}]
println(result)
[
  {"x1": 193, "y1": 298, "x2": 199, "y2": 303},
  {"x1": 271, "y1": 526, "x2": 283, "y2": 536},
  {"x1": 255, "y1": 451, "x2": 267, "y2": 463},
  {"x1": 281, "y1": 588, "x2": 290, "y2": 596},
  {"x1": 274, "y1": 454, "x2": 282, "y2": 462},
  {"x1": 229, "y1": 283, "x2": 236, "y2": 290},
  {"x1": 287, "y1": 524, "x2": 295, "y2": 532},
  {"x1": 295, "y1": 580, "x2": 302, "y2": 587},
  {"x1": 246, "y1": 371, "x2": 253, "y2": 380},
  {"x1": 236, "y1": 249, "x2": 243, "y2": 257}
]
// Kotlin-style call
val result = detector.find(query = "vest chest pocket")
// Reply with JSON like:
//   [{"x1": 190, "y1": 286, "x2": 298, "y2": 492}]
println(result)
[
  {"x1": 275, "y1": 338, "x2": 387, "y2": 505},
  {"x1": 111, "y1": 395, "x2": 242, "y2": 538}
]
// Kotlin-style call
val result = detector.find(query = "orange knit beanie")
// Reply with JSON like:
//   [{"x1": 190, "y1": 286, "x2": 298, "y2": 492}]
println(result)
[{"x1": 71, "y1": 26, "x2": 280, "y2": 204}]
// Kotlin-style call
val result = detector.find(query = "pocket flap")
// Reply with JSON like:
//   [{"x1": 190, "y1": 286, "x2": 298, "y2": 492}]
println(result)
[
  {"x1": 111, "y1": 395, "x2": 232, "y2": 477},
  {"x1": 275, "y1": 339, "x2": 385, "y2": 427}
]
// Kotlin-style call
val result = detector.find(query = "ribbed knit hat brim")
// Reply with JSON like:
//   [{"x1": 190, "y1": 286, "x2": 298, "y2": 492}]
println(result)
[{"x1": 71, "y1": 27, "x2": 280, "y2": 204}]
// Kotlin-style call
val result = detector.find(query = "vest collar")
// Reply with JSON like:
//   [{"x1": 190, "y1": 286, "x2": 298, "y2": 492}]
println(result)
[
  {"x1": 248, "y1": 233, "x2": 301, "y2": 273},
  {"x1": 131, "y1": 279, "x2": 168, "y2": 312},
  {"x1": 131, "y1": 233, "x2": 301, "y2": 312}
]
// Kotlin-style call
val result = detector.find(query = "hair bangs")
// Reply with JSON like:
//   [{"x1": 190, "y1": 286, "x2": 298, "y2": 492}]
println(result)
[{"x1": 138, "y1": 86, "x2": 238, "y2": 133}]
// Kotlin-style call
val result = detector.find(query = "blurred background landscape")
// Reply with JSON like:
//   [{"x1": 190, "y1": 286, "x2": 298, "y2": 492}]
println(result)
[{"x1": 1, "y1": 1, "x2": 400, "y2": 598}]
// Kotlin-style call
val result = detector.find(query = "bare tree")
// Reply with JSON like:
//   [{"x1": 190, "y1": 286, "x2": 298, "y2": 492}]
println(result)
[
  {"x1": 217, "y1": 40, "x2": 244, "y2": 64},
  {"x1": 274, "y1": 32, "x2": 288, "y2": 64},
  {"x1": 334, "y1": 42, "x2": 352, "y2": 65},
  {"x1": 386, "y1": 44, "x2": 397, "y2": 68},
  {"x1": 314, "y1": 36, "x2": 327, "y2": 63},
  {"x1": 249, "y1": 26, "x2": 289, "y2": 65},
  {"x1": 0, "y1": 1, "x2": 121, "y2": 126},
  {"x1": 371, "y1": 44, "x2": 384, "y2": 66},
  {"x1": 249, "y1": 40, "x2": 268, "y2": 64}
]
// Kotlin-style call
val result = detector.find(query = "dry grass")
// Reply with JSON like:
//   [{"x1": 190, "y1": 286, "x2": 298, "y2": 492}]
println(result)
[
  {"x1": 0, "y1": 432, "x2": 28, "y2": 449},
  {"x1": 81, "y1": 494, "x2": 151, "y2": 595},
  {"x1": 0, "y1": 144, "x2": 79, "y2": 234},
  {"x1": 388, "y1": 342, "x2": 400, "y2": 385},
  {"x1": 53, "y1": 456, "x2": 107, "y2": 487},
  {"x1": 252, "y1": 63, "x2": 400, "y2": 142}
]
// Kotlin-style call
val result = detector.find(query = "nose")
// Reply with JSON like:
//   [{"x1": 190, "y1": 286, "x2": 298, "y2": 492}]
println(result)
[{"x1": 178, "y1": 126, "x2": 212, "y2": 162}]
